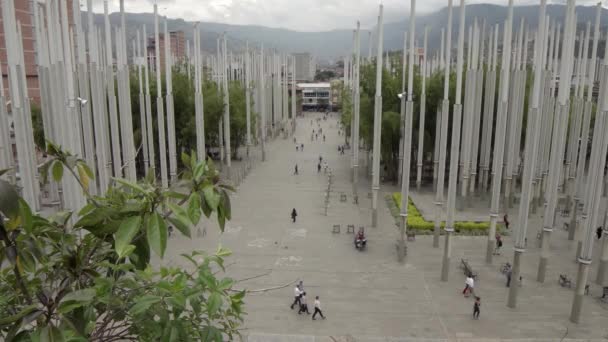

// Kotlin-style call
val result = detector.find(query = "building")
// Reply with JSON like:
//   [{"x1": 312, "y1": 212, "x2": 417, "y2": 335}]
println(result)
[
  {"x1": 147, "y1": 30, "x2": 186, "y2": 71},
  {"x1": 0, "y1": 0, "x2": 74, "y2": 104},
  {"x1": 298, "y1": 82, "x2": 331, "y2": 111},
  {"x1": 293, "y1": 53, "x2": 315, "y2": 82}
]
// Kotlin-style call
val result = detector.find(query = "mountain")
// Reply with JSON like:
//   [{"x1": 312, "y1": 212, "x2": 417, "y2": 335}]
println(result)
[{"x1": 83, "y1": 4, "x2": 608, "y2": 62}]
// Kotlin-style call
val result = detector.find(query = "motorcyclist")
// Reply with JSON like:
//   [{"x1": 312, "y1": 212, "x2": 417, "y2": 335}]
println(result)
[{"x1": 355, "y1": 229, "x2": 367, "y2": 249}]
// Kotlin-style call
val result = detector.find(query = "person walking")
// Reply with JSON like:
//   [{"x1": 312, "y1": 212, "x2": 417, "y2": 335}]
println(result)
[
  {"x1": 472, "y1": 296, "x2": 481, "y2": 319},
  {"x1": 506, "y1": 266, "x2": 512, "y2": 287},
  {"x1": 323, "y1": 135, "x2": 326, "y2": 142},
  {"x1": 503, "y1": 214, "x2": 510, "y2": 229},
  {"x1": 298, "y1": 292, "x2": 310, "y2": 314},
  {"x1": 290, "y1": 284, "x2": 302, "y2": 309},
  {"x1": 494, "y1": 233, "x2": 502, "y2": 255},
  {"x1": 312, "y1": 296, "x2": 325, "y2": 320},
  {"x1": 291, "y1": 208, "x2": 298, "y2": 223},
  {"x1": 294, "y1": 164, "x2": 298, "y2": 175},
  {"x1": 597, "y1": 226, "x2": 603, "y2": 240},
  {"x1": 463, "y1": 274, "x2": 475, "y2": 297},
  {"x1": 317, "y1": 163, "x2": 321, "y2": 173},
  {"x1": 301, "y1": 143, "x2": 304, "y2": 151}
]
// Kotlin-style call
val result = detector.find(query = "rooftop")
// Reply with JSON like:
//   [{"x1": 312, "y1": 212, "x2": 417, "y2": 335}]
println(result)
[{"x1": 297, "y1": 82, "x2": 330, "y2": 89}]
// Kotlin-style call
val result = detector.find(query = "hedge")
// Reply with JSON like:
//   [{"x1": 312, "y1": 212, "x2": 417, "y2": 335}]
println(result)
[{"x1": 392, "y1": 193, "x2": 492, "y2": 233}]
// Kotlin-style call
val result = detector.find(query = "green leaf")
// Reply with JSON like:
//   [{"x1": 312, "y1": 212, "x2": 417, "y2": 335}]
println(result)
[
  {"x1": 18, "y1": 198, "x2": 34, "y2": 234},
  {"x1": 188, "y1": 193, "x2": 202, "y2": 225},
  {"x1": 181, "y1": 152, "x2": 191, "y2": 169},
  {"x1": 220, "y1": 190, "x2": 231, "y2": 220},
  {"x1": 167, "y1": 217, "x2": 191, "y2": 239},
  {"x1": 40, "y1": 326, "x2": 64, "y2": 342},
  {"x1": 217, "y1": 278, "x2": 234, "y2": 290},
  {"x1": 61, "y1": 288, "x2": 96, "y2": 304},
  {"x1": 200, "y1": 326, "x2": 222, "y2": 342},
  {"x1": 113, "y1": 178, "x2": 147, "y2": 194},
  {"x1": 167, "y1": 294, "x2": 186, "y2": 310},
  {"x1": 77, "y1": 161, "x2": 95, "y2": 179},
  {"x1": 0, "y1": 168, "x2": 10, "y2": 176},
  {"x1": 193, "y1": 160, "x2": 207, "y2": 181},
  {"x1": 207, "y1": 292, "x2": 222, "y2": 316},
  {"x1": 203, "y1": 186, "x2": 220, "y2": 211},
  {"x1": 114, "y1": 216, "x2": 142, "y2": 258},
  {"x1": 0, "y1": 179, "x2": 21, "y2": 219},
  {"x1": 0, "y1": 304, "x2": 39, "y2": 327},
  {"x1": 167, "y1": 202, "x2": 192, "y2": 238},
  {"x1": 129, "y1": 295, "x2": 161, "y2": 315},
  {"x1": 147, "y1": 212, "x2": 168, "y2": 258},
  {"x1": 51, "y1": 160, "x2": 64, "y2": 182},
  {"x1": 76, "y1": 164, "x2": 90, "y2": 191},
  {"x1": 217, "y1": 210, "x2": 226, "y2": 232}
]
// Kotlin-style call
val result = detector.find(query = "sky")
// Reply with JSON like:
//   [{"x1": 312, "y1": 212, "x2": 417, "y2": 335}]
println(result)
[{"x1": 88, "y1": 0, "x2": 605, "y2": 31}]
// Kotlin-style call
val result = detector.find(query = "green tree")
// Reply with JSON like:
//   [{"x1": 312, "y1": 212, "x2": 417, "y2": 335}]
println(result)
[{"x1": 0, "y1": 142, "x2": 244, "y2": 341}]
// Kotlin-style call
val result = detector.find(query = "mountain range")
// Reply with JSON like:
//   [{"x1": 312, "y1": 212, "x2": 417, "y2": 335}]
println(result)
[{"x1": 83, "y1": 3, "x2": 608, "y2": 62}]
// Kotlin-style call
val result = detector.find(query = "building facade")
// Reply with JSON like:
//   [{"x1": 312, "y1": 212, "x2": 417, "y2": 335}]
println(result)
[
  {"x1": 0, "y1": 0, "x2": 74, "y2": 104},
  {"x1": 147, "y1": 30, "x2": 186, "y2": 71},
  {"x1": 293, "y1": 53, "x2": 315, "y2": 82},
  {"x1": 298, "y1": 82, "x2": 331, "y2": 111}
]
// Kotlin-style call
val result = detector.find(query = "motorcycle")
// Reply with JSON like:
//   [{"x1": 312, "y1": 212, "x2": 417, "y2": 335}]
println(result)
[{"x1": 354, "y1": 237, "x2": 367, "y2": 250}]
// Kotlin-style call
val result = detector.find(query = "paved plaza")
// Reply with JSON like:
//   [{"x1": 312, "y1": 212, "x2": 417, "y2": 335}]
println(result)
[{"x1": 160, "y1": 113, "x2": 608, "y2": 341}]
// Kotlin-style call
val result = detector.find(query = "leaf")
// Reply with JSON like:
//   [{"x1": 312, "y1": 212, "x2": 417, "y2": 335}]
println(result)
[
  {"x1": 202, "y1": 186, "x2": 220, "y2": 211},
  {"x1": 18, "y1": 198, "x2": 33, "y2": 234},
  {"x1": 167, "y1": 217, "x2": 191, "y2": 239},
  {"x1": 129, "y1": 295, "x2": 161, "y2": 315},
  {"x1": 217, "y1": 210, "x2": 226, "y2": 232},
  {"x1": 215, "y1": 245, "x2": 232, "y2": 257},
  {"x1": 113, "y1": 178, "x2": 147, "y2": 194},
  {"x1": 0, "y1": 179, "x2": 21, "y2": 219},
  {"x1": 188, "y1": 193, "x2": 202, "y2": 225},
  {"x1": 147, "y1": 212, "x2": 168, "y2": 258},
  {"x1": 207, "y1": 292, "x2": 222, "y2": 316},
  {"x1": 181, "y1": 152, "x2": 191, "y2": 169},
  {"x1": 0, "y1": 168, "x2": 10, "y2": 176},
  {"x1": 61, "y1": 288, "x2": 96, "y2": 304},
  {"x1": 76, "y1": 164, "x2": 90, "y2": 191},
  {"x1": 193, "y1": 160, "x2": 207, "y2": 181},
  {"x1": 219, "y1": 190, "x2": 231, "y2": 220},
  {"x1": 40, "y1": 326, "x2": 64, "y2": 342},
  {"x1": 0, "y1": 304, "x2": 39, "y2": 327},
  {"x1": 200, "y1": 326, "x2": 222, "y2": 342},
  {"x1": 77, "y1": 161, "x2": 95, "y2": 179},
  {"x1": 114, "y1": 216, "x2": 142, "y2": 258},
  {"x1": 167, "y1": 202, "x2": 192, "y2": 238},
  {"x1": 51, "y1": 160, "x2": 64, "y2": 182}
]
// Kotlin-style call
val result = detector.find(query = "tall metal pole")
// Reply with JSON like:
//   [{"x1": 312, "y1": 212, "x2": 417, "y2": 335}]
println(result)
[
  {"x1": 143, "y1": 25, "x2": 156, "y2": 177},
  {"x1": 441, "y1": 0, "x2": 465, "y2": 282},
  {"x1": 433, "y1": 2, "x2": 453, "y2": 248},
  {"x1": 245, "y1": 42, "x2": 252, "y2": 158},
  {"x1": 154, "y1": 4, "x2": 168, "y2": 188},
  {"x1": 507, "y1": 0, "x2": 547, "y2": 308},
  {"x1": 432, "y1": 28, "x2": 445, "y2": 194},
  {"x1": 416, "y1": 26, "x2": 428, "y2": 191},
  {"x1": 398, "y1": 31, "x2": 407, "y2": 188},
  {"x1": 353, "y1": 22, "x2": 361, "y2": 205},
  {"x1": 398, "y1": 0, "x2": 416, "y2": 262},
  {"x1": 222, "y1": 35, "x2": 232, "y2": 180},
  {"x1": 136, "y1": 30, "x2": 149, "y2": 174},
  {"x1": 165, "y1": 21, "x2": 177, "y2": 183},
  {"x1": 260, "y1": 45, "x2": 267, "y2": 161},
  {"x1": 486, "y1": 0, "x2": 514, "y2": 264},
  {"x1": 194, "y1": 23, "x2": 206, "y2": 161},
  {"x1": 371, "y1": 5, "x2": 384, "y2": 228}
]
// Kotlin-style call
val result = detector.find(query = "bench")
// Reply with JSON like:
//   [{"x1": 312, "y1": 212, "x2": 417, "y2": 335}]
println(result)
[
  {"x1": 559, "y1": 274, "x2": 572, "y2": 288},
  {"x1": 460, "y1": 259, "x2": 478, "y2": 280},
  {"x1": 340, "y1": 193, "x2": 347, "y2": 202},
  {"x1": 346, "y1": 225, "x2": 355, "y2": 234},
  {"x1": 332, "y1": 225, "x2": 340, "y2": 233},
  {"x1": 407, "y1": 231, "x2": 416, "y2": 241}
]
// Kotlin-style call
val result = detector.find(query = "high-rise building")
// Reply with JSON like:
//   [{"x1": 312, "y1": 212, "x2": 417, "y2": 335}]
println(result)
[
  {"x1": 294, "y1": 53, "x2": 315, "y2": 82},
  {"x1": 147, "y1": 30, "x2": 186, "y2": 71},
  {"x1": 0, "y1": 0, "x2": 74, "y2": 104}
]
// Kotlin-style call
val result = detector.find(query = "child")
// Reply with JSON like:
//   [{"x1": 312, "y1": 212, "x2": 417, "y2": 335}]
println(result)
[{"x1": 473, "y1": 296, "x2": 481, "y2": 319}]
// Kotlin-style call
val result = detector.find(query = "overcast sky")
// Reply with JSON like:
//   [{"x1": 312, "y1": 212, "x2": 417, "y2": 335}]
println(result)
[{"x1": 88, "y1": 0, "x2": 604, "y2": 31}]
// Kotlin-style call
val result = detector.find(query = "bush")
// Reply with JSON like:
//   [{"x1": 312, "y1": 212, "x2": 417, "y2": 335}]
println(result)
[{"x1": 392, "y1": 192, "x2": 491, "y2": 233}]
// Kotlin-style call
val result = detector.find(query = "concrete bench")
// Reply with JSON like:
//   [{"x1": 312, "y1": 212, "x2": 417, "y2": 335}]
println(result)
[
  {"x1": 346, "y1": 225, "x2": 355, "y2": 234},
  {"x1": 332, "y1": 225, "x2": 340, "y2": 233}
]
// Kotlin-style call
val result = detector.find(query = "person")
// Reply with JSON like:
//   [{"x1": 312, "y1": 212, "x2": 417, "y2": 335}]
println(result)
[
  {"x1": 298, "y1": 292, "x2": 310, "y2": 314},
  {"x1": 296, "y1": 146, "x2": 299, "y2": 152},
  {"x1": 473, "y1": 296, "x2": 481, "y2": 319},
  {"x1": 312, "y1": 296, "x2": 325, "y2": 320},
  {"x1": 293, "y1": 137, "x2": 297, "y2": 143},
  {"x1": 317, "y1": 163, "x2": 321, "y2": 173},
  {"x1": 291, "y1": 208, "x2": 297, "y2": 223},
  {"x1": 503, "y1": 214, "x2": 510, "y2": 229},
  {"x1": 323, "y1": 135, "x2": 326, "y2": 142},
  {"x1": 301, "y1": 143, "x2": 304, "y2": 151},
  {"x1": 506, "y1": 266, "x2": 513, "y2": 288},
  {"x1": 294, "y1": 164, "x2": 298, "y2": 175},
  {"x1": 319, "y1": 155, "x2": 323, "y2": 163},
  {"x1": 494, "y1": 233, "x2": 503, "y2": 255},
  {"x1": 463, "y1": 274, "x2": 475, "y2": 297},
  {"x1": 597, "y1": 226, "x2": 603, "y2": 240},
  {"x1": 355, "y1": 229, "x2": 367, "y2": 249},
  {"x1": 290, "y1": 284, "x2": 302, "y2": 309}
]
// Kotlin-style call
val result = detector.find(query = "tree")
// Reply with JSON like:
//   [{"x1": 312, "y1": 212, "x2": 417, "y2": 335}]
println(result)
[{"x1": 0, "y1": 142, "x2": 244, "y2": 341}]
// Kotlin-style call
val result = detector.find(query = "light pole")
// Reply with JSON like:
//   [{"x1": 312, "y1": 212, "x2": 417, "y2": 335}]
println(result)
[{"x1": 371, "y1": 4, "x2": 384, "y2": 228}]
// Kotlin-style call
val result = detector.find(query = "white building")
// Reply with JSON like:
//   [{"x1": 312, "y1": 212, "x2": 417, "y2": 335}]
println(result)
[
  {"x1": 298, "y1": 82, "x2": 331, "y2": 111},
  {"x1": 294, "y1": 53, "x2": 315, "y2": 81}
]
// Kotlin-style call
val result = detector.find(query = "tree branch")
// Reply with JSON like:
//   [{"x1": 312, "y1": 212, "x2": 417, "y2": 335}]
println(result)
[{"x1": 233, "y1": 278, "x2": 298, "y2": 293}]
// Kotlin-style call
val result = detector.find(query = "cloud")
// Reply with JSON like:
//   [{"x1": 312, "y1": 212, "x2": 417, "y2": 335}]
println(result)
[{"x1": 86, "y1": 0, "x2": 606, "y2": 31}]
